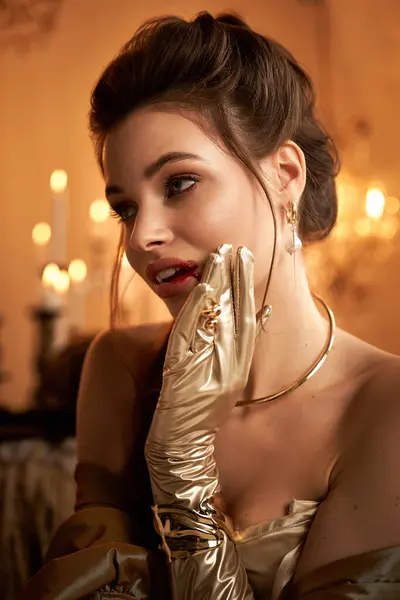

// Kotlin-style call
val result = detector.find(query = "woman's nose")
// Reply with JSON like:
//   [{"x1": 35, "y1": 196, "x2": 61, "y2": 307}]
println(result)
[{"x1": 129, "y1": 210, "x2": 173, "y2": 252}]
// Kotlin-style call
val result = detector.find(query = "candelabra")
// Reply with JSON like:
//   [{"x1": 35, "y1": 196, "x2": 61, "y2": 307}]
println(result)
[{"x1": 30, "y1": 169, "x2": 119, "y2": 406}]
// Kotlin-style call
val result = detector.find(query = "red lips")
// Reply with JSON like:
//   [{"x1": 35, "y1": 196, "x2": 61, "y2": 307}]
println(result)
[{"x1": 145, "y1": 258, "x2": 200, "y2": 285}]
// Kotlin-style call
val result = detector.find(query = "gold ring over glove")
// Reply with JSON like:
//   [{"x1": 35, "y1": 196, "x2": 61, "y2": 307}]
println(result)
[
  {"x1": 152, "y1": 504, "x2": 226, "y2": 561},
  {"x1": 200, "y1": 302, "x2": 222, "y2": 332}
]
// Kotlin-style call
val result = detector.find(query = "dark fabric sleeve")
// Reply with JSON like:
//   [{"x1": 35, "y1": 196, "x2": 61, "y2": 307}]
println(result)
[{"x1": 18, "y1": 506, "x2": 170, "y2": 600}]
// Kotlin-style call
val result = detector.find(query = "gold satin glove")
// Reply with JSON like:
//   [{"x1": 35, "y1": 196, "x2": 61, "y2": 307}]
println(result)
[
  {"x1": 145, "y1": 244, "x2": 256, "y2": 510},
  {"x1": 145, "y1": 244, "x2": 256, "y2": 599}
]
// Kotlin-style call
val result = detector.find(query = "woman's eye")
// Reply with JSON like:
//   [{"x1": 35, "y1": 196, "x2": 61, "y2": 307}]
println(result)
[
  {"x1": 165, "y1": 176, "x2": 198, "y2": 197},
  {"x1": 109, "y1": 204, "x2": 137, "y2": 223}
]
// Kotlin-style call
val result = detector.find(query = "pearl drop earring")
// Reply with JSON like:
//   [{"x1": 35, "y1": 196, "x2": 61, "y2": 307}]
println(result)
[{"x1": 285, "y1": 201, "x2": 302, "y2": 255}]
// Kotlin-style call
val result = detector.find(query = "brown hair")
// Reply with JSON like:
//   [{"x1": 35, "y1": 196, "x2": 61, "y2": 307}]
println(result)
[{"x1": 89, "y1": 12, "x2": 340, "y2": 325}]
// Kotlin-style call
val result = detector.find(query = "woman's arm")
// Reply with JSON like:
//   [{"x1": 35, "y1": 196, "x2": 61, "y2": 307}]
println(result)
[
  {"x1": 74, "y1": 326, "x2": 150, "y2": 516},
  {"x1": 19, "y1": 324, "x2": 171, "y2": 599}
]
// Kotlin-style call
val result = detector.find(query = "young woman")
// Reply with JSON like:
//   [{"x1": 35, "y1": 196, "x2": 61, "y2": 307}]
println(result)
[{"x1": 21, "y1": 12, "x2": 400, "y2": 600}]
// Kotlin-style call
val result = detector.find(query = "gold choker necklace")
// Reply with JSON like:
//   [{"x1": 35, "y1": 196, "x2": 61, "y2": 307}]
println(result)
[{"x1": 236, "y1": 295, "x2": 336, "y2": 407}]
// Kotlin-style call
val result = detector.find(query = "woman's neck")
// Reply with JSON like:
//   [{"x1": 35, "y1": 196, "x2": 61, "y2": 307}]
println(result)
[{"x1": 245, "y1": 256, "x2": 331, "y2": 403}]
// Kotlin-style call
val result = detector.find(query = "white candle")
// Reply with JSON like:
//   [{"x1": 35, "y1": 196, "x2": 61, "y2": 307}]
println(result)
[
  {"x1": 32, "y1": 222, "x2": 51, "y2": 268},
  {"x1": 32, "y1": 222, "x2": 51, "y2": 304},
  {"x1": 52, "y1": 268, "x2": 70, "y2": 349},
  {"x1": 50, "y1": 170, "x2": 68, "y2": 265},
  {"x1": 90, "y1": 198, "x2": 110, "y2": 240},
  {"x1": 88, "y1": 199, "x2": 114, "y2": 287},
  {"x1": 68, "y1": 259, "x2": 88, "y2": 333}
]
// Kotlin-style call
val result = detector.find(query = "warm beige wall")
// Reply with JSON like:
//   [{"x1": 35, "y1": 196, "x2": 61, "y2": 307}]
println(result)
[
  {"x1": 0, "y1": 0, "x2": 399, "y2": 410},
  {"x1": 312, "y1": 0, "x2": 400, "y2": 352}
]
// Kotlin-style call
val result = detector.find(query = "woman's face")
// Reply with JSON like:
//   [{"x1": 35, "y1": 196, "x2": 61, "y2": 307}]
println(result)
[{"x1": 103, "y1": 107, "x2": 276, "y2": 317}]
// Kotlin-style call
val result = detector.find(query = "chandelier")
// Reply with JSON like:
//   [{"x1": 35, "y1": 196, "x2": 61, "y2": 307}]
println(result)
[
  {"x1": 0, "y1": 0, "x2": 64, "y2": 49},
  {"x1": 306, "y1": 168, "x2": 400, "y2": 304}
]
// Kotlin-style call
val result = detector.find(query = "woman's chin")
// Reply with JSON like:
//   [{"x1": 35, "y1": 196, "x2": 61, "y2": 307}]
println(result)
[
  {"x1": 166, "y1": 299, "x2": 186, "y2": 319},
  {"x1": 163, "y1": 294, "x2": 193, "y2": 319},
  {"x1": 154, "y1": 278, "x2": 201, "y2": 319}
]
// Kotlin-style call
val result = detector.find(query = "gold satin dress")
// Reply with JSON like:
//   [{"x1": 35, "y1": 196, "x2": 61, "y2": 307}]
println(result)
[
  {"x1": 18, "y1": 498, "x2": 317, "y2": 599},
  {"x1": 234, "y1": 499, "x2": 318, "y2": 599},
  {"x1": 19, "y1": 497, "x2": 400, "y2": 599}
]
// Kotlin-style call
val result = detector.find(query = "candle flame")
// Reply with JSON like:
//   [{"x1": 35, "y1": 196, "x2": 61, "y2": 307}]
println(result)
[
  {"x1": 53, "y1": 269, "x2": 70, "y2": 294},
  {"x1": 69, "y1": 259, "x2": 87, "y2": 283},
  {"x1": 42, "y1": 263, "x2": 60, "y2": 288},
  {"x1": 50, "y1": 170, "x2": 68, "y2": 193},
  {"x1": 32, "y1": 222, "x2": 51, "y2": 246},
  {"x1": 90, "y1": 199, "x2": 109, "y2": 223},
  {"x1": 365, "y1": 188, "x2": 385, "y2": 219}
]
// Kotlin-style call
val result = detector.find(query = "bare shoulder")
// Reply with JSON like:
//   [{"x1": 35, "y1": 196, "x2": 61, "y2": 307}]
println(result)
[
  {"x1": 76, "y1": 320, "x2": 171, "y2": 477},
  {"x1": 345, "y1": 338, "x2": 400, "y2": 474},
  {"x1": 361, "y1": 344, "x2": 400, "y2": 403},
  {"x1": 84, "y1": 320, "x2": 172, "y2": 382},
  {"x1": 340, "y1": 332, "x2": 400, "y2": 445},
  {"x1": 324, "y1": 328, "x2": 400, "y2": 484},
  {"x1": 295, "y1": 333, "x2": 400, "y2": 581}
]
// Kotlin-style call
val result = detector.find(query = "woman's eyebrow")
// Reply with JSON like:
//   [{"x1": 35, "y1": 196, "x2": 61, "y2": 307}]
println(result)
[
  {"x1": 105, "y1": 152, "x2": 206, "y2": 198},
  {"x1": 143, "y1": 151, "x2": 206, "y2": 178}
]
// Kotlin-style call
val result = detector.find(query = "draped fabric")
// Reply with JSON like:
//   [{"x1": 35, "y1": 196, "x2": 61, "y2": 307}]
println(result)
[
  {"x1": 19, "y1": 507, "x2": 170, "y2": 600},
  {"x1": 291, "y1": 546, "x2": 400, "y2": 599},
  {"x1": 0, "y1": 437, "x2": 76, "y2": 599},
  {"x1": 18, "y1": 503, "x2": 400, "y2": 599},
  {"x1": 19, "y1": 501, "x2": 314, "y2": 599}
]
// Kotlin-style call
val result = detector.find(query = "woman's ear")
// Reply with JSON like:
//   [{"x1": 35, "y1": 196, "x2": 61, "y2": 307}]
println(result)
[{"x1": 272, "y1": 141, "x2": 306, "y2": 201}]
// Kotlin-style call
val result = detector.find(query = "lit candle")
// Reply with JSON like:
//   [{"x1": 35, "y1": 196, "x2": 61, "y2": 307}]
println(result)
[
  {"x1": 42, "y1": 262, "x2": 62, "y2": 310},
  {"x1": 52, "y1": 268, "x2": 70, "y2": 349},
  {"x1": 50, "y1": 169, "x2": 68, "y2": 265},
  {"x1": 90, "y1": 198, "x2": 110, "y2": 240},
  {"x1": 32, "y1": 222, "x2": 51, "y2": 268},
  {"x1": 89, "y1": 198, "x2": 113, "y2": 284},
  {"x1": 32, "y1": 222, "x2": 51, "y2": 302},
  {"x1": 365, "y1": 187, "x2": 385, "y2": 220},
  {"x1": 68, "y1": 259, "x2": 88, "y2": 333},
  {"x1": 53, "y1": 269, "x2": 70, "y2": 295},
  {"x1": 41, "y1": 263, "x2": 70, "y2": 348}
]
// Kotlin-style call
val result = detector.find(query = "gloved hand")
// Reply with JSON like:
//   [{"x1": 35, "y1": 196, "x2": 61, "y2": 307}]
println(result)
[{"x1": 145, "y1": 243, "x2": 256, "y2": 509}]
